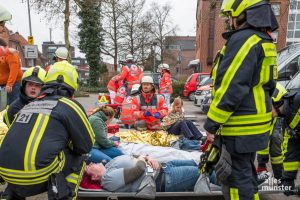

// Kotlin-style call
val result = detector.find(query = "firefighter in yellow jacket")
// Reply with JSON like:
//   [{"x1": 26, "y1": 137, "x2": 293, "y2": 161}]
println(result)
[
  {"x1": 256, "y1": 83, "x2": 287, "y2": 180},
  {"x1": 0, "y1": 64, "x2": 95, "y2": 199},
  {"x1": 281, "y1": 91, "x2": 300, "y2": 195},
  {"x1": 204, "y1": 0, "x2": 278, "y2": 199}
]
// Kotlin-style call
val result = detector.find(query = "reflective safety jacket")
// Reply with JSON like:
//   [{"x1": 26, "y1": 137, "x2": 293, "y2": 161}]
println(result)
[
  {"x1": 0, "y1": 96, "x2": 95, "y2": 186},
  {"x1": 132, "y1": 92, "x2": 168, "y2": 130},
  {"x1": 3, "y1": 89, "x2": 34, "y2": 128},
  {"x1": 0, "y1": 46, "x2": 23, "y2": 87},
  {"x1": 120, "y1": 96, "x2": 136, "y2": 125},
  {"x1": 114, "y1": 86, "x2": 128, "y2": 104},
  {"x1": 285, "y1": 92, "x2": 300, "y2": 134},
  {"x1": 204, "y1": 29, "x2": 277, "y2": 152},
  {"x1": 107, "y1": 75, "x2": 121, "y2": 92},
  {"x1": 118, "y1": 64, "x2": 143, "y2": 89},
  {"x1": 159, "y1": 72, "x2": 172, "y2": 95}
]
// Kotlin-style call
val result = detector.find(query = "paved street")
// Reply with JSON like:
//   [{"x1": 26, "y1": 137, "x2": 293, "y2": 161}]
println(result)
[{"x1": 75, "y1": 94, "x2": 300, "y2": 200}]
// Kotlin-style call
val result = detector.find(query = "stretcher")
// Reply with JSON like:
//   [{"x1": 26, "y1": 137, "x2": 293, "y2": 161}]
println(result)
[{"x1": 78, "y1": 184, "x2": 284, "y2": 199}]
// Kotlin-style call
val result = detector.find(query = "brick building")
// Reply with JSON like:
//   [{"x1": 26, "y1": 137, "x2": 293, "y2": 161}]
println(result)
[
  {"x1": 0, "y1": 28, "x2": 46, "y2": 67},
  {"x1": 196, "y1": 0, "x2": 290, "y2": 72},
  {"x1": 163, "y1": 36, "x2": 196, "y2": 79}
]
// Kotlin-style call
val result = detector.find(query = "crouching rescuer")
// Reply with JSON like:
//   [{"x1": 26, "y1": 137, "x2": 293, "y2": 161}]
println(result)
[
  {"x1": 204, "y1": 0, "x2": 278, "y2": 199},
  {"x1": 0, "y1": 64, "x2": 95, "y2": 199}
]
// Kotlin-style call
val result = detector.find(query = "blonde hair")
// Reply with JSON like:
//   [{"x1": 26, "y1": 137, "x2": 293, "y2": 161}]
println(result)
[
  {"x1": 89, "y1": 105, "x2": 115, "y2": 118},
  {"x1": 173, "y1": 96, "x2": 183, "y2": 108}
]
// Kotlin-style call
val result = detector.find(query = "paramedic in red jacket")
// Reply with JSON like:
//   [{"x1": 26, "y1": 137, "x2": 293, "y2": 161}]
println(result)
[
  {"x1": 132, "y1": 76, "x2": 168, "y2": 130},
  {"x1": 158, "y1": 63, "x2": 173, "y2": 107}
]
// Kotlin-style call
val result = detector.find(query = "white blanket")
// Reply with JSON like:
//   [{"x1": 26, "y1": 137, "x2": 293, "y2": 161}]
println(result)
[{"x1": 119, "y1": 143, "x2": 202, "y2": 163}]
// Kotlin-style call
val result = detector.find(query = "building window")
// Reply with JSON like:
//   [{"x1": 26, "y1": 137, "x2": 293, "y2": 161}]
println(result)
[
  {"x1": 271, "y1": 4, "x2": 280, "y2": 16},
  {"x1": 47, "y1": 46, "x2": 57, "y2": 53}
]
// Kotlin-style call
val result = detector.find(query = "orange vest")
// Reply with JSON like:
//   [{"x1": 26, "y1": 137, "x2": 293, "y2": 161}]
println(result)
[
  {"x1": 159, "y1": 72, "x2": 172, "y2": 95},
  {"x1": 107, "y1": 75, "x2": 120, "y2": 92},
  {"x1": 0, "y1": 46, "x2": 23, "y2": 87},
  {"x1": 132, "y1": 93, "x2": 168, "y2": 130},
  {"x1": 120, "y1": 96, "x2": 136, "y2": 125},
  {"x1": 114, "y1": 86, "x2": 128, "y2": 104},
  {"x1": 119, "y1": 64, "x2": 142, "y2": 89}
]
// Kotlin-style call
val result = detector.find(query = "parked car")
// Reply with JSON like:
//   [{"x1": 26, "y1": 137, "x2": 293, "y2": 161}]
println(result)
[
  {"x1": 194, "y1": 85, "x2": 211, "y2": 107},
  {"x1": 201, "y1": 92, "x2": 212, "y2": 114},
  {"x1": 183, "y1": 72, "x2": 210, "y2": 101},
  {"x1": 277, "y1": 43, "x2": 300, "y2": 87}
]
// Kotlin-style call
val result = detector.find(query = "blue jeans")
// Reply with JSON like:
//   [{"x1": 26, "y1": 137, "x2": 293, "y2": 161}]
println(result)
[
  {"x1": 167, "y1": 120, "x2": 202, "y2": 140},
  {"x1": 158, "y1": 160, "x2": 199, "y2": 192},
  {"x1": 7, "y1": 81, "x2": 21, "y2": 105},
  {"x1": 162, "y1": 93, "x2": 171, "y2": 107},
  {"x1": 88, "y1": 147, "x2": 123, "y2": 164},
  {"x1": 157, "y1": 160, "x2": 217, "y2": 192}
]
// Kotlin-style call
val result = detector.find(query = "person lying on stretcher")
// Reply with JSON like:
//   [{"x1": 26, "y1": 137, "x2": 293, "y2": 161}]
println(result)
[{"x1": 81, "y1": 155, "x2": 217, "y2": 192}]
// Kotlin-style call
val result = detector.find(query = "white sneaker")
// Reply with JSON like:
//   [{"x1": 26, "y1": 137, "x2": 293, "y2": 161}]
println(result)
[{"x1": 257, "y1": 171, "x2": 271, "y2": 187}]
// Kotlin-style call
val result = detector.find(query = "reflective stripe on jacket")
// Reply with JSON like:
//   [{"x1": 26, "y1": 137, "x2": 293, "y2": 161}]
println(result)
[
  {"x1": 0, "y1": 97, "x2": 95, "y2": 185},
  {"x1": 204, "y1": 29, "x2": 277, "y2": 152},
  {"x1": 132, "y1": 93, "x2": 168, "y2": 130}
]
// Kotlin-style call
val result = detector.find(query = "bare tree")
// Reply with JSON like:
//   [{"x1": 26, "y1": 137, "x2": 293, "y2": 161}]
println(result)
[
  {"x1": 102, "y1": 0, "x2": 127, "y2": 69},
  {"x1": 148, "y1": 2, "x2": 177, "y2": 63},
  {"x1": 120, "y1": 0, "x2": 145, "y2": 55},
  {"x1": 30, "y1": 0, "x2": 81, "y2": 61}
]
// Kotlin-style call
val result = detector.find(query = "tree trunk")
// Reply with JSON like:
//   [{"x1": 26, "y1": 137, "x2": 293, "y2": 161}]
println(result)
[
  {"x1": 64, "y1": 0, "x2": 71, "y2": 62},
  {"x1": 113, "y1": 0, "x2": 118, "y2": 70}
]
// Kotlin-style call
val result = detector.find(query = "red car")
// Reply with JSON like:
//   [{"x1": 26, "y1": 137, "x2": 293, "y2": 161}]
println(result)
[{"x1": 184, "y1": 73, "x2": 210, "y2": 101}]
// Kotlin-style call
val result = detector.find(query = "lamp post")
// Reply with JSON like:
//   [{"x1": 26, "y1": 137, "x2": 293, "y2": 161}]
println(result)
[
  {"x1": 26, "y1": 0, "x2": 32, "y2": 36},
  {"x1": 152, "y1": 41, "x2": 157, "y2": 72}
]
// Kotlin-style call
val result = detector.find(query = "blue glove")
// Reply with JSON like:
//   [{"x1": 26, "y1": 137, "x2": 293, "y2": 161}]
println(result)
[
  {"x1": 144, "y1": 111, "x2": 152, "y2": 117},
  {"x1": 154, "y1": 112, "x2": 161, "y2": 119}
]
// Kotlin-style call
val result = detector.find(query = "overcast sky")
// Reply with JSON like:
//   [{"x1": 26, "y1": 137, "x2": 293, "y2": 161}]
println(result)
[{"x1": 1, "y1": 0, "x2": 197, "y2": 59}]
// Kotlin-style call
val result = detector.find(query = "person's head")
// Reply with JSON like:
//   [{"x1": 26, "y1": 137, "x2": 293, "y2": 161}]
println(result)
[
  {"x1": 272, "y1": 83, "x2": 287, "y2": 117},
  {"x1": 221, "y1": 0, "x2": 278, "y2": 32},
  {"x1": 90, "y1": 106, "x2": 115, "y2": 124},
  {"x1": 85, "y1": 163, "x2": 106, "y2": 181},
  {"x1": 131, "y1": 84, "x2": 140, "y2": 96},
  {"x1": 140, "y1": 76, "x2": 155, "y2": 94},
  {"x1": 22, "y1": 66, "x2": 46, "y2": 98},
  {"x1": 126, "y1": 54, "x2": 134, "y2": 63},
  {"x1": 158, "y1": 63, "x2": 170, "y2": 74},
  {"x1": 44, "y1": 63, "x2": 79, "y2": 97},
  {"x1": 172, "y1": 96, "x2": 183, "y2": 113},
  {"x1": 0, "y1": 5, "x2": 12, "y2": 34},
  {"x1": 53, "y1": 47, "x2": 68, "y2": 62}
]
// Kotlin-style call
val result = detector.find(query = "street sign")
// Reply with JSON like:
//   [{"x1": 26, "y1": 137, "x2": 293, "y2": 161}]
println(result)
[
  {"x1": 28, "y1": 36, "x2": 34, "y2": 45},
  {"x1": 24, "y1": 45, "x2": 38, "y2": 59}
]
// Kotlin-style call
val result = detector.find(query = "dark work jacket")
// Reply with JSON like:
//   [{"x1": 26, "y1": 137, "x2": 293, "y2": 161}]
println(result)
[
  {"x1": 3, "y1": 89, "x2": 34, "y2": 127},
  {"x1": 0, "y1": 94, "x2": 95, "y2": 185},
  {"x1": 204, "y1": 28, "x2": 277, "y2": 153}
]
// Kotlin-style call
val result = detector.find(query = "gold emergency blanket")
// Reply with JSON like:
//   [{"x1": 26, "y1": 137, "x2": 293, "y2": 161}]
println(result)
[
  {"x1": 115, "y1": 130, "x2": 179, "y2": 147},
  {"x1": 0, "y1": 110, "x2": 8, "y2": 142}
]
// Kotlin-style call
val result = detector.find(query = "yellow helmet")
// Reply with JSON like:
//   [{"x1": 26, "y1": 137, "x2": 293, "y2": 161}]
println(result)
[
  {"x1": 221, "y1": 0, "x2": 266, "y2": 17},
  {"x1": 272, "y1": 83, "x2": 287, "y2": 105},
  {"x1": 45, "y1": 63, "x2": 79, "y2": 91},
  {"x1": 22, "y1": 66, "x2": 46, "y2": 86}
]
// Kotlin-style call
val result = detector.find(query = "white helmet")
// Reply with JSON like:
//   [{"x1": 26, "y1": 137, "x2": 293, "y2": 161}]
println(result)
[
  {"x1": 141, "y1": 76, "x2": 154, "y2": 84},
  {"x1": 126, "y1": 54, "x2": 134, "y2": 61},
  {"x1": 158, "y1": 63, "x2": 170, "y2": 70},
  {"x1": 131, "y1": 84, "x2": 140, "y2": 95},
  {"x1": 55, "y1": 47, "x2": 68, "y2": 60},
  {"x1": 0, "y1": 5, "x2": 12, "y2": 22}
]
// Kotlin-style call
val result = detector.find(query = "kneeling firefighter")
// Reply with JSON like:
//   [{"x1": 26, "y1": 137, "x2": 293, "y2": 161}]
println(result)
[
  {"x1": 0, "y1": 64, "x2": 95, "y2": 199},
  {"x1": 204, "y1": 0, "x2": 278, "y2": 199}
]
